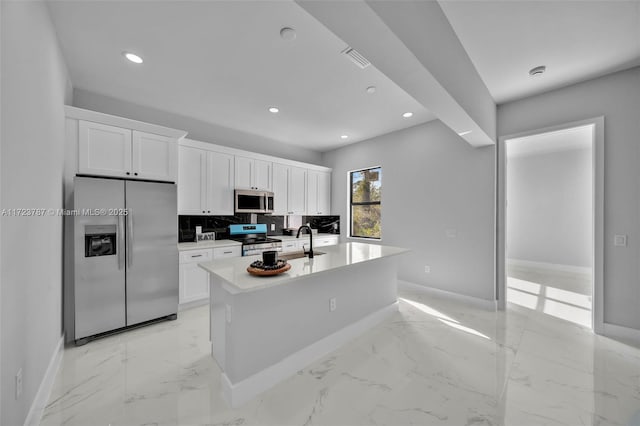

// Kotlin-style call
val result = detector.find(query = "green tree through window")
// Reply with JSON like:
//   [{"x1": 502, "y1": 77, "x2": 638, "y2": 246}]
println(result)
[{"x1": 350, "y1": 167, "x2": 381, "y2": 239}]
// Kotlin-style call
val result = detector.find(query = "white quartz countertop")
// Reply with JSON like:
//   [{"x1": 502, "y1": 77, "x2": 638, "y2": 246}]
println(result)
[
  {"x1": 178, "y1": 239, "x2": 242, "y2": 251},
  {"x1": 198, "y1": 242, "x2": 409, "y2": 294}
]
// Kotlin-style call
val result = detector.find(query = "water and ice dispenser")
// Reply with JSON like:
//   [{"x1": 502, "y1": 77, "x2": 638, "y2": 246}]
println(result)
[{"x1": 84, "y1": 224, "x2": 117, "y2": 257}]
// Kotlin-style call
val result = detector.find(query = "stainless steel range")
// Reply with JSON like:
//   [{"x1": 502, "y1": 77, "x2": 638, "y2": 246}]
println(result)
[{"x1": 229, "y1": 224, "x2": 282, "y2": 256}]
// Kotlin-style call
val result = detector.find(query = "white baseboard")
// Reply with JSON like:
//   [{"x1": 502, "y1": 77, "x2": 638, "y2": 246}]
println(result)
[
  {"x1": 24, "y1": 335, "x2": 64, "y2": 426},
  {"x1": 221, "y1": 301, "x2": 399, "y2": 408},
  {"x1": 507, "y1": 258, "x2": 592, "y2": 275},
  {"x1": 603, "y1": 322, "x2": 640, "y2": 346},
  {"x1": 398, "y1": 280, "x2": 497, "y2": 311}
]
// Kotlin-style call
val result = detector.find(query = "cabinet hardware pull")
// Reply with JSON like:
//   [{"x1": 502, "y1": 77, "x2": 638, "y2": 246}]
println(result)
[
  {"x1": 223, "y1": 251, "x2": 232, "y2": 254},
  {"x1": 191, "y1": 254, "x2": 203, "y2": 258},
  {"x1": 126, "y1": 172, "x2": 130, "y2": 175}
]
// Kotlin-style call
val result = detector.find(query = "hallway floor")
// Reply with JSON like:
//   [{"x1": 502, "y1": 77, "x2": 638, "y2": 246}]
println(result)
[
  {"x1": 41, "y1": 285, "x2": 639, "y2": 426},
  {"x1": 507, "y1": 263, "x2": 592, "y2": 328}
]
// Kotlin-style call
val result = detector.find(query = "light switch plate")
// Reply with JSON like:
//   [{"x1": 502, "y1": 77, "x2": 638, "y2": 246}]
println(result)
[{"x1": 614, "y1": 234, "x2": 627, "y2": 247}]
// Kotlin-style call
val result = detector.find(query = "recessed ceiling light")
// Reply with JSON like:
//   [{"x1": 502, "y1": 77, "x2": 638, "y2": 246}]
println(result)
[
  {"x1": 123, "y1": 52, "x2": 143, "y2": 64},
  {"x1": 458, "y1": 130, "x2": 472, "y2": 136},
  {"x1": 269, "y1": 107, "x2": 279, "y2": 113},
  {"x1": 402, "y1": 112, "x2": 413, "y2": 118},
  {"x1": 366, "y1": 86, "x2": 376, "y2": 94},
  {"x1": 280, "y1": 27, "x2": 296, "y2": 41},
  {"x1": 341, "y1": 135, "x2": 349, "y2": 139},
  {"x1": 529, "y1": 65, "x2": 546, "y2": 76}
]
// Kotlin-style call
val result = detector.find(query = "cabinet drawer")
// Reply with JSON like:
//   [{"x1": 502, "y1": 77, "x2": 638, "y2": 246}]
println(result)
[
  {"x1": 179, "y1": 249, "x2": 213, "y2": 264},
  {"x1": 213, "y1": 246, "x2": 241, "y2": 259},
  {"x1": 315, "y1": 236, "x2": 339, "y2": 247},
  {"x1": 281, "y1": 241, "x2": 299, "y2": 252}
]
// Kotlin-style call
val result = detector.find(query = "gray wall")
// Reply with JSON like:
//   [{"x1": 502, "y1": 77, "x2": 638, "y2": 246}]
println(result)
[
  {"x1": 73, "y1": 88, "x2": 323, "y2": 165},
  {"x1": 322, "y1": 120, "x2": 496, "y2": 301},
  {"x1": 498, "y1": 66, "x2": 640, "y2": 329},
  {"x1": 507, "y1": 147, "x2": 592, "y2": 268},
  {"x1": 1, "y1": 1, "x2": 72, "y2": 424}
]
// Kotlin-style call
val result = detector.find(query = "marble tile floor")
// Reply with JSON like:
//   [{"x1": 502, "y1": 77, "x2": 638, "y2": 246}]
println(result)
[
  {"x1": 507, "y1": 264, "x2": 593, "y2": 328},
  {"x1": 41, "y1": 286, "x2": 640, "y2": 426}
]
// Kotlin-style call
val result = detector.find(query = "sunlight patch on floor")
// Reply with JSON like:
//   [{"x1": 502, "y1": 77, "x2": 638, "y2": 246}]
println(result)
[
  {"x1": 507, "y1": 270, "x2": 592, "y2": 329},
  {"x1": 400, "y1": 297, "x2": 491, "y2": 340}
]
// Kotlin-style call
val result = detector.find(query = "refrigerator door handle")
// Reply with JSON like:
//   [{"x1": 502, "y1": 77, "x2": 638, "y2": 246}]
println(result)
[
  {"x1": 118, "y1": 214, "x2": 126, "y2": 270},
  {"x1": 127, "y1": 208, "x2": 134, "y2": 268}
]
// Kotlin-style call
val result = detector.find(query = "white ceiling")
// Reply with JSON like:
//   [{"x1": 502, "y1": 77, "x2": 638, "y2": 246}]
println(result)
[
  {"x1": 507, "y1": 124, "x2": 593, "y2": 158},
  {"x1": 47, "y1": 1, "x2": 435, "y2": 152},
  {"x1": 439, "y1": 0, "x2": 640, "y2": 104}
]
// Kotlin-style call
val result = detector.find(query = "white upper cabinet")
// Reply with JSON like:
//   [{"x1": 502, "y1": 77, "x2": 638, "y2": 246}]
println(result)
[
  {"x1": 288, "y1": 166, "x2": 307, "y2": 214},
  {"x1": 208, "y1": 152, "x2": 235, "y2": 215},
  {"x1": 317, "y1": 170, "x2": 331, "y2": 215},
  {"x1": 132, "y1": 131, "x2": 177, "y2": 182},
  {"x1": 254, "y1": 159, "x2": 272, "y2": 191},
  {"x1": 178, "y1": 146, "x2": 234, "y2": 215},
  {"x1": 235, "y1": 156, "x2": 272, "y2": 190},
  {"x1": 307, "y1": 170, "x2": 331, "y2": 215},
  {"x1": 78, "y1": 119, "x2": 178, "y2": 182},
  {"x1": 273, "y1": 163, "x2": 306, "y2": 215},
  {"x1": 78, "y1": 121, "x2": 132, "y2": 178},
  {"x1": 178, "y1": 145, "x2": 207, "y2": 214},
  {"x1": 272, "y1": 163, "x2": 289, "y2": 215}
]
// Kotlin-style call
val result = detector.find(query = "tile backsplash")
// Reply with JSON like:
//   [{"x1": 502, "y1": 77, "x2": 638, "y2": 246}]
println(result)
[
  {"x1": 303, "y1": 215, "x2": 340, "y2": 234},
  {"x1": 178, "y1": 214, "x2": 250, "y2": 242},
  {"x1": 178, "y1": 214, "x2": 340, "y2": 242}
]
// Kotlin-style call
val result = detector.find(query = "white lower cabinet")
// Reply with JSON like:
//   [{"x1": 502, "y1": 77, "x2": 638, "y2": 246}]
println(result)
[
  {"x1": 314, "y1": 235, "x2": 339, "y2": 247},
  {"x1": 281, "y1": 240, "x2": 299, "y2": 253},
  {"x1": 179, "y1": 245, "x2": 241, "y2": 305},
  {"x1": 280, "y1": 235, "x2": 339, "y2": 253}
]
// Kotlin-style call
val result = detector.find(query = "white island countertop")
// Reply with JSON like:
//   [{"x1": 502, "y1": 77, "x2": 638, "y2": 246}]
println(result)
[{"x1": 199, "y1": 242, "x2": 408, "y2": 294}]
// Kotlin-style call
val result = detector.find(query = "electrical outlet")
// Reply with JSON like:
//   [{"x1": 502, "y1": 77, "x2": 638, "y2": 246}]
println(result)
[
  {"x1": 15, "y1": 368, "x2": 22, "y2": 399},
  {"x1": 614, "y1": 234, "x2": 627, "y2": 247},
  {"x1": 329, "y1": 297, "x2": 337, "y2": 312},
  {"x1": 225, "y1": 305, "x2": 232, "y2": 324},
  {"x1": 270, "y1": 223, "x2": 276, "y2": 231},
  {"x1": 424, "y1": 265, "x2": 431, "y2": 273}
]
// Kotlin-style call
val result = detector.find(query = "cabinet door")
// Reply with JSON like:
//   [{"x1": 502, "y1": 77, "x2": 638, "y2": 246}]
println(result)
[
  {"x1": 178, "y1": 146, "x2": 208, "y2": 214},
  {"x1": 254, "y1": 160, "x2": 272, "y2": 191},
  {"x1": 272, "y1": 163, "x2": 289, "y2": 214},
  {"x1": 78, "y1": 120, "x2": 132, "y2": 177},
  {"x1": 234, "y1": 156, "x2": 254, "y2": 189},
  {"x1": 288, "y1": 166, "x2": 307, "y2": 214},
  {"x1": 207, "y1": 152, "x2": 235, "y2": 215},
  {"x1": 307, "y1": 170, "x2": 319, "y2": 215},
  {"x1": 317, "y1": 171, "x2": 331, "y2": 215},
  {"x1": 179, "y1": 262, "x2": 210, "y2": 304},
  {"x1": 132, "y1": 131, "x2": 177, "y2": 182}
]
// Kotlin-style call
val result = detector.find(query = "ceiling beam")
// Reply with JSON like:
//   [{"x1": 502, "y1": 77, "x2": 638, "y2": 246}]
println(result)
[{"x1": 296, "y1": 0, "x2": 496, "y2": 147}]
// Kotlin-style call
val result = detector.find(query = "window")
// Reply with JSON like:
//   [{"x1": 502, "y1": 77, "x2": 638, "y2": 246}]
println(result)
[{"x1": 350, "y1": 166, "x2": 381, "y2": 239}]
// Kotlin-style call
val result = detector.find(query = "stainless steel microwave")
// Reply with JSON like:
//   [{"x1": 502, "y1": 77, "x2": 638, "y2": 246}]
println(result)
[{"x1": 234, "y1": 189, "x2": 274, "y2": 214}]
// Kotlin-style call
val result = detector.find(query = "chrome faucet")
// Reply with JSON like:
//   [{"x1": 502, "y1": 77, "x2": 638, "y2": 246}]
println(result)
[{"x1": 296, "y1": 225, "x2": 314, "y2": 258}]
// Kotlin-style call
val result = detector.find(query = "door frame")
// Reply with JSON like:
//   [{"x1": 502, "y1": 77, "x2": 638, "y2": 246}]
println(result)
[{"x1": 496, "y1": 116, "x2": 604, "y2": 333}]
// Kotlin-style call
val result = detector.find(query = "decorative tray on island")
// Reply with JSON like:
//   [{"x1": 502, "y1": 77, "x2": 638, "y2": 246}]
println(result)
[{"x1": 246, "y1": 259, "x2": 291, "y2": 276}]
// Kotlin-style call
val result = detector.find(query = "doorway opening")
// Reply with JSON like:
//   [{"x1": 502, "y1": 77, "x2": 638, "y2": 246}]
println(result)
[{"x1": 497, "y1": 117, "x2": 604, "y2": 332}]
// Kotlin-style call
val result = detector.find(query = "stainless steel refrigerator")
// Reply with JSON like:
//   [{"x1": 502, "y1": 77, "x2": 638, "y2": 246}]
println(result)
[{"x1": 74, "y1": 176, "x2": 178, "y2": 344}]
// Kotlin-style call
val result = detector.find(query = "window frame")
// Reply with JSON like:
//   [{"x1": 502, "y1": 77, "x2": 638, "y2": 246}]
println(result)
[{"x1": 348, "y1": 166, "x2": 382, "y2": 240}]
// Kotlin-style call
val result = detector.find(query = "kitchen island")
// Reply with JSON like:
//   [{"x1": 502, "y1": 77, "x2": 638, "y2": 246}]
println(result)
[{"x1": 199, "y1": 242, "x2": 409, "y2": 407}]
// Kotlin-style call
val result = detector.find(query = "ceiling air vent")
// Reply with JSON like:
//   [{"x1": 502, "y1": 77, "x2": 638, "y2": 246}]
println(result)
[{"x1": 341, "y1": 47, "x2": 371, "y2": 69}]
